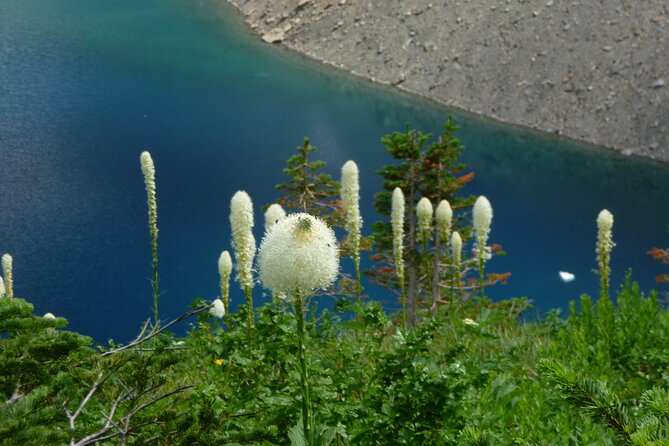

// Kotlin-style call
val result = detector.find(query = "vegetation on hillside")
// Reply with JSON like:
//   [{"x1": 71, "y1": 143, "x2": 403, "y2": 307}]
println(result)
[{"x1": 2, "y1": 121, "x2": 669, "y2": 445}]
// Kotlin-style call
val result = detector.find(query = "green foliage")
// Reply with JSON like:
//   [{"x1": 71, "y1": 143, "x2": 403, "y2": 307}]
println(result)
[
  {"x1": 368, "y1": 119, "x2": 508, "y2": 326},
  {"x1": 274, "y1": 137, "x2": 343, "y2": 227},
  {"x1": 371, "y1": 119, "x2": 474, "y2": 255},
  {"x1": 6, "y1": 122, "x2": 669, "y2": 446},
  {"x1": 0, "y1": 298, "x2": 92, "y2": 445}
]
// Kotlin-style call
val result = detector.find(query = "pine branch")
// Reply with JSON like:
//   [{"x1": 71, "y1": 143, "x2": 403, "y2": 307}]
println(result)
[{"x1": 539, "y1": 359, "x2": 633, "y2": 443}]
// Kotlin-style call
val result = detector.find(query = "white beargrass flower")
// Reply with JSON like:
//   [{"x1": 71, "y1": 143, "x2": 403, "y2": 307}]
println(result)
[
  {"x1": 597, "y1": 209, "x2": 614, "y2": 252},
  {"x1": 264, "y1": 204, "x2": 286, "y2": 233},
  {"x1": 451, "y1": 231, "x2": 462, "y2": 267},
  {"x1": 597, "y1": 209, "x2": 615, "y2": 296},
  {"x1": 416, "y1": 197, "x2": 433, "y2": 244},
  {"x1": 473, "y1": 196, "x2": 493, "y2": 261},
  {"x1": 341, "y1": 160, "x2": 362, "y2": 252},
  {"x1": 258, "y1": 213, "x2": 339, "y2": 297},
  {"x1": 230, "y1": 191, "x2": 256, "y2": 292},
  {"x1": 140, "y1": 152, "x2": 158, "y2": 240},
  {"x1": 209, "y1": 299, "x2": 226, "y2": 318},
  {"x1": 436, "y1": 200, "x2": 453, "y2": 242},
  {"x1": 218, "y1": 250, "x2": 233, "y2": 310},
  {"x1": 43, "y1": 312, "x2": 56, "y2": 319},
  {"x1": 2, "y1": 254, "x2": 13, "y2": 299},
  {"x1": 0, "y1": 277, "x2": 5, "y2": 298},
  {"x1": 392, "y1": 188, "x2": 405, "y2": 276}
]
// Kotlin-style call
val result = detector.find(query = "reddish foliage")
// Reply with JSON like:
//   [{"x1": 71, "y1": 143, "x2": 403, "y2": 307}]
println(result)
[
  {"x1": 488, "y1": 272, "x2": 511, "y2": 285},
  {"x1": 647, "y1": 247, "x2": 669, "y2": 283},
  {"x1": 457, "y1": 172, "x2": 475, "y2": 185}
]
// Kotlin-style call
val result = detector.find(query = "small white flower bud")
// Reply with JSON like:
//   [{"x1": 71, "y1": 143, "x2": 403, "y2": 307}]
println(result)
[
  {"x1": 43, "y1": 313, "x2": 56, "y2": 319},
  {"x1": 341, "y1": 161, "x2": 362, "y2": 251},
  {"x1": 258, "y1": 213, "x2": 339, "y2": 297},
  {"x1": 435, "y1": 200, "x2": 453, "y2": 241},
  {"x1": 218, "y1": 250, "x2": 233, "y2": 309},
  {"x1": 2, "y1": 254, "x2": 13, "y2": 299},
  {"x1": 473, "y1": 196, "x2": 493, "y2": 263},
  {"x1": 230, "y1": 191, "x2": 256, "y2": 292},
  {"x1": 391, "y1": 188, "x2": 405, "y2": 275},
  {"x1": 416, "y1": 197, "x2": 433, "y2": 243},
  {"x1": 209, "y1": 299, "x2": 226, "y2": 318},
  {"x1": 596, "y1": 209, "x2": 615, "y2": 294},
  {"x1": 265, "y1": 204, "x2": 287, "y2": 233},
  {"x1": 451, "y1": 231, "x2": 462, "y2": 267}
]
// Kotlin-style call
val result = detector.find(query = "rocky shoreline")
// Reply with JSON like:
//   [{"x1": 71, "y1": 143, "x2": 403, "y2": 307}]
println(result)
[{"x1": 225, "y1": 0, "x2": 669, "y2": 161}]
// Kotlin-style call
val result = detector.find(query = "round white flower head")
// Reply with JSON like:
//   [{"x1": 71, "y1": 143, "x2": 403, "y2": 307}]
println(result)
[
  {"x1": 451, "y1": 231, "x2": 463, "y2": 267},
  {"x1": 43, "y1": 312, "x2": 56, "y2": 319},
  {"x1": 0, "y1": 276, "x2": 5, "y2": 298},
  {"x1": 264, "y1": 203, "x2": 287, "y2": 233},
  {"x1": 209, "y1": 299, "x2": 226, "y2": 318},
  {"x1": 416, "y1": 197, "x2": 433, "y2": 243},
  {"x1": 218, "y1": 250, "x2": 233, "y2": 309},
  {"x1": 472, "y1": 196, "x2": 493, "y2": 261},
  {"x1": 435, "y1": 199, "x2": 453, "y2": 241},
  {"x1": 2, "y1": 254, "x2": 13, "y2": 299},
  {"x1": 230, "y1": 191, "x2": 256, "y2": 292},
  {"x1": 341, "y1": 160, "x2": 362, "y2": 245},
  {"x1": 391, "y1": 188, "x2": 405, "y2": 275},
  {"x1": 258, "y1": 213, "x2": 339, "y2": 297}
]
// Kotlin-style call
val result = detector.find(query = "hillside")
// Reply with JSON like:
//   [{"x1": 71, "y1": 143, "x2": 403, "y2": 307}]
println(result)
[{"x1": 227, "y1": 0, "x2": 669, "y2": 161}]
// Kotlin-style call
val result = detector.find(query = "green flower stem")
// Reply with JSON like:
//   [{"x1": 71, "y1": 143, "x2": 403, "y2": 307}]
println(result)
[
  {"x1": 454, "y1": 263, "x2": 463, "y2": 303},
  {"x1": 151, "y1": 233, "x2": 159, "y2": 325},
  {"x1": 354, "y1": 253, "x2": 362, "y2": 301},
  {"x1": 478, "y1": 242, "x2": 485, "y2": 300},
  {"x1": 294, "y1": 290, "x2": 312, "y2": 442},
  {"x1": 244, "y1": 285, "x2": 254, "y2": 340},
  {"x1": 399, "y1": 274, "x2": 407, "y2": 329}
]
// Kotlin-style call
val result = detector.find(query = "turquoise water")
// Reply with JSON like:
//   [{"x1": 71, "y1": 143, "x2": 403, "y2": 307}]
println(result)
[{"x1": 2, "y1": 0, "x2": 669, "y2": 341}]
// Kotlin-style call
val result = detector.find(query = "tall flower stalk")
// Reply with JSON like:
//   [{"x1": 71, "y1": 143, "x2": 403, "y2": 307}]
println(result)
[
  {"x1": 433, "y1": 199, "x2": 452, "y2": 314},
  {"x1": 140, "y1": 151, "x2": 159, "y2": 325},
  {"x1": 258, "y1": 213, "x2": 339, "y2": 442},
  {"x1": 230, "y1": 191, "x2": 256, "y2": 338},
  {"x1": 416, "y1": 197, "x2": 433, "y2": 250},
  {"x1": 436, "y1": 200, "x2": 453, "y2": 249},
  {"x1": 472, "y1": 196, "x2": 493, "y2": 299},
  {"x1": 341, "y1": 160, "x2": 363, "y2": 299},
  {"x1": 597, "y1": 209, "x2": 615, "y2": 300},
  {"x1": 392, "y1": 187, "x2": 406, "y2": 328},
  {"x1": 451, "y1": 231, "x2": 463, "y2": 302},
  {"x1": 218, "y1": 250, "x2": 232, "y2": 312},
  {"x1": 1, "y1": 254, "x2": 12, "y2": 299},
  {"x1": 0, "y1": 276, "x2": 5, "y2": 298}
]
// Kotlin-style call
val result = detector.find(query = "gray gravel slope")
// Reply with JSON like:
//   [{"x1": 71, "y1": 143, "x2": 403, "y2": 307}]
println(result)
[{"x1": 226, "y1": 0, "x2": 669, "y2": 161}]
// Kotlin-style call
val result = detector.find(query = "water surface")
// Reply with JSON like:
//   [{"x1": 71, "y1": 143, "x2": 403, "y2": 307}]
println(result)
[{"x1": 2, "y1": 0, "x2": 669, "y2": 341}]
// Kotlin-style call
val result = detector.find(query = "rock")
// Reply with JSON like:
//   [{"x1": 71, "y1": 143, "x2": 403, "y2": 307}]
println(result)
[
  {"x1": 649, "y1": 141, "x2": 660, "y2": 150},
  {"x1": 262, "y1": 28, "x2": 286, "y2": 43},
  {"x1": 621, "y1": 149, "x2": 633, "y2": 156},
  {"x1": 651, "y1": 79, "x2": 665, "y2": 88}
]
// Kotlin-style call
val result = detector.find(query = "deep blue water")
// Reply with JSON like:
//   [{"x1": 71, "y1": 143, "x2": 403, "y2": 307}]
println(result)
[{"x1": 2, "y1": 0, "x2": 669, "y2": 342}]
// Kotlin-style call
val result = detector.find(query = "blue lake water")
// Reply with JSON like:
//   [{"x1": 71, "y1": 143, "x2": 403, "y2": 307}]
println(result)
[{"x1": 2, "y1": 0, "x2": 669, "y2": 342}]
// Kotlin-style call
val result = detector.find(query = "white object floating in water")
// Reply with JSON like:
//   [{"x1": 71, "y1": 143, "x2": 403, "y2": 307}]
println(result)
[{"x1": 559, "y1": 271, "x2": 575, "y2": 283}]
